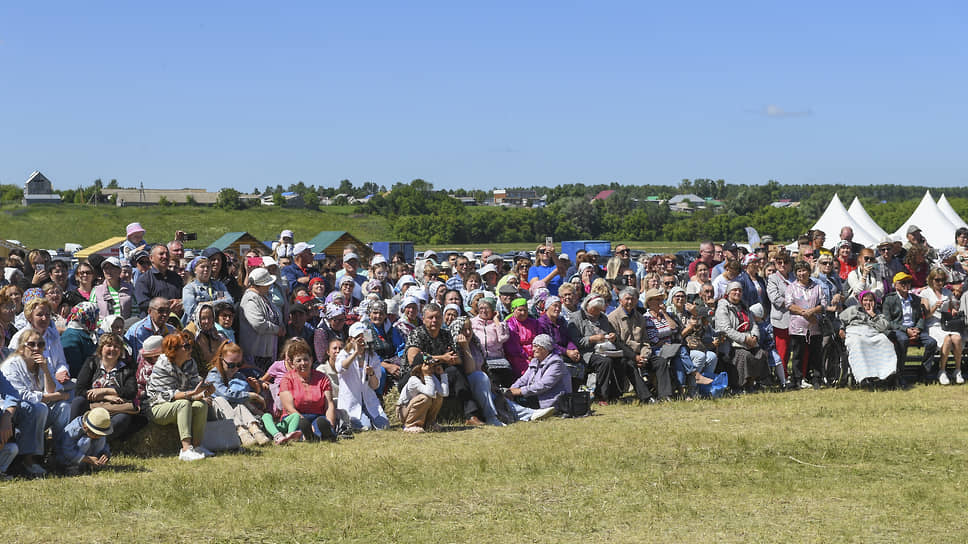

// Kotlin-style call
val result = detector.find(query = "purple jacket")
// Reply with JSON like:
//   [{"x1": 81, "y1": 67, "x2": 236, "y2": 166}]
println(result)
[
  {"x1": 537, "y1": 314, "x2": 577, "y2": 355},
  {"x1": 511, "y1": 352, "x2": 572, "y2": 408}
]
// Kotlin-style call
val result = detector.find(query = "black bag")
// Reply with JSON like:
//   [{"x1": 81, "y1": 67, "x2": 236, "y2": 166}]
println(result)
[
  {"x1": 942, "y1": 310, "x2": 965, "y2": 333},
  {"x1": 554, "y1": 391, "x2": 590, "y2": 418}
]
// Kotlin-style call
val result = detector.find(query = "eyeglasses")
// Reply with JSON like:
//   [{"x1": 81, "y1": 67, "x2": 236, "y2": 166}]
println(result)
[
  {"x1": 151, "y1": 307, "x2": 171, "y2": 314},
  {"x1": 803, "y1": 253, "x2": 815, "y2": 258},
  {"x1": 622, "y1": 274, "x2": 636, "y2": 279},
  {"x1": 878, "y1": 247, "x2": 890, "y2": 252},
  {"x1": 224, "y1": 360, "x2": 241, "y2": 369},
  {"x1": 934, "y1": 278, "x2": 945, "y2": 283},
  {"x1": 617, "y1": 249, "x2": 630, "y2": 255},
  {"x1": 863, "y1": 256, "x2": 875, "y2": 262},
  {"x1": 25, "y1": 340, "x2": 46, "y2": 349},
  {"x1": 76, "y1": 270, "x2": 92, "y2": 276},
  {"x1": 663, "y1": 281, "x2": 675, "y2": 286},
  {"x1": 663, "y1": 260, "x2": 675, "y2": 264}
]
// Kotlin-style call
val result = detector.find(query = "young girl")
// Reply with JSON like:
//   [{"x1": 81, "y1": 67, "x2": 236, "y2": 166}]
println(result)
[
  {"x1": 207, "y1": 341, "x2": 271, "y2": 447},
  {"x1": 396, "y1": 352, "x2": 449, "y2": 433}
]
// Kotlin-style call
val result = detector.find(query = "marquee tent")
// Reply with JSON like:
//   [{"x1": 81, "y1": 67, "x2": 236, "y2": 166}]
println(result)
[
  {"x1": 847, "y1": 197, "x2": 889, "y2": 241},
  {"x1": 809, "y1": 193, "x2": 879, "y2": 247},
  {"x1": 937, "y1": 194, "x2": 968, "y2": 231},
  {"x1": 891, "y1": 191, "x2": 958, "y2": 248}
]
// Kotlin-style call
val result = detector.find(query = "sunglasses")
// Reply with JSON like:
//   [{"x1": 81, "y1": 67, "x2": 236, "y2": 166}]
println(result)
[
  {"x1": 819, "y1": 261, "x2": 833, "y2": 265},
  {"x1": 803, "y1": 253, "x2": 815, "y2": 258},
  {"x1": 617, "y1": 249, "x2": 630, "y2": 255},
  {"x1": 663, "y1": 281, "x2": 675, "y2": 286},
  {"x1": 224, "y1": 361, "x2": 241, "y2": 369},
  {"x1": 25, "y1": 340, "x2": 46, "y2": 349},
  {"x1": 622, "y1": 274, "x2": 636, "y2": 279},
  {"x1": 863, "y1": 256, "x2": 875, "y2": 262}
]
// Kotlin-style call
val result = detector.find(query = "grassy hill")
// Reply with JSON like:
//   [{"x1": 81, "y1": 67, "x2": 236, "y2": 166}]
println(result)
[{"x1": 0, "y1": 204, "x2": 392, "y2": 250}]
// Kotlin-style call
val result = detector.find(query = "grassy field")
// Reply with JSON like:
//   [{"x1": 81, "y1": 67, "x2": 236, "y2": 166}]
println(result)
[
  {"x1": 3, "y1": 385, "x2": 967, "y2": 543},
  {"x1": 0, "y1": 204, "x2": 391, "y2": 249}
]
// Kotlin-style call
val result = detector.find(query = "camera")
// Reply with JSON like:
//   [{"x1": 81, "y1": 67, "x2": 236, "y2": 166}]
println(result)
[{"x1": 183, "y1": 232, "x2": 198, "y2": 241}]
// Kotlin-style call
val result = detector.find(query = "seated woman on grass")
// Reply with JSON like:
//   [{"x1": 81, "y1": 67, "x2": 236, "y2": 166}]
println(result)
[
  {"x1": 72, "y1": 332, "x2": 145, "y2": 442},
  {"x1": 145, "y1": 332, "x2": 215, "y2": 462},
  {"x1": 207, "y1": 341, "x2": 271, "y2": 447},
  {"x1": 269, "y1": 338, "x2": 337, "y2": 443}
]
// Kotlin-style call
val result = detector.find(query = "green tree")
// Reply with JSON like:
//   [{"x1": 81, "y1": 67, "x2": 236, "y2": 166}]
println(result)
[
  {"x1": 216, "y1": 188, "x2": 243, "y2": 210},
  {"x1": 185, "y1": 195, "x2": 198, "y2": 205}
]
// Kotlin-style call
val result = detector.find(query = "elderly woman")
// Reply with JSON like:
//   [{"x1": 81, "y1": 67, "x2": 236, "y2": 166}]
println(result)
[
  {"x1": 146, "y1": 332, "x2": 215, "y2": 461},
  {"x1": 785, "y1": 261, "x2": 826, "y2": 389},
  {"x1": 502, "y1": 334, "x2": 568, "y2": 422},
  {"x1": 714, "y1": 281, "x2": 769, "y2": 392},
  {"x1": 364, "y1": 300, "x2": 406, "y2": 391},
  {"x1": 313, "y1": 303, "x2": 347, "y2": 365},
  {"x1": 569, "y1": 294, "x2": 651, "y2": 404},
  {"x1": 641, "y1": 288, "x2": 710, "y2": 399},
  {"x1": 469, "y1": 296, "x2": 513, "y2": 387},
  {"x1": 840, "y1": 290, "x2": 897, "y2": 384},
  {"x1": 921, "y1": 268, "x2": 963, "y2": 384},
  {"x1": 9, "y1": 296, "x2": 70, "y2": 387},
  {"x1": 450, "y1": 316, "x2": 504, "y2": 426},
  {"x1": 336, "y1": 322, "x2": 389, "y2": 431},
  {"x1": 60, "y1": 302, "x2": 100, "y2": 378},
  {"x1": 537, "y1": 296, "x2": 582, "y2": 390},
  {"x1": 505, "y1": 298, "x2": 541, "y2": 380},
  {"x1": 71, "y1": 332, "x2": 144, "y2": 441},
  {"x1": 1, "y1": 330, "x2": 72, "y2": 476},
  {"x1": 186, "y1": 302, "x2": 227, "y2": 373},
  {"x1": 181, "y1": 256, "x2": 233, "y2": 327},
  {"x1": 206, "y1": 341, "x2": 271, "y2": 447},
  {"x1": 239, "y1": 268, "x2": 285, "y2": 370},
  {"x1": 666, "y1": 287, "x2": 718, "y2": 392}
]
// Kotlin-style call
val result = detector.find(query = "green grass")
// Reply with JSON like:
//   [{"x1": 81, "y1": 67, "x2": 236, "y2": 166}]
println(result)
[
  {"x1": 0, "y1": 204, "x2": 391, "y2": 249},
  {"x1": 426, "y1": 241, "x2": 696, "y2": 253},
  {"x1": 3, "y1": 385, "x2": 968, "y2": 543}
]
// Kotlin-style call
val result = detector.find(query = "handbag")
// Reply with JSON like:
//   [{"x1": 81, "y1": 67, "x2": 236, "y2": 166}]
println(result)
[
  {"x1": 942, "y1": 310, "x2": 965, "y2": 333},
  {"x1": 697, "y1": 372, "x2": 729, "y2": 398},
  {"x1": 553, "y1": 391, "x2": 590, "y2": 417},
  {"x1": 90, "y1": 400, "x2": 139, "y2": 415},
  {"x1": 485, "y1": 357, "x2": 511, "y2": 370},
  {"x1": 201, "y1": 419, "x2": 242, "y2": 451}
]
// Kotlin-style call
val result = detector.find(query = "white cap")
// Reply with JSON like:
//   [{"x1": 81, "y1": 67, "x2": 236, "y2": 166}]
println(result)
[
  {"x1": 293, "y1": 242, "x2": 315, "y2": 255},
  {"x1": 343, "y1": 252, "x2": 360, "y2": 263},
  {"x1": 559, "y1": 253, "x2": 570, "y2": 261},
  {"x1": 371, "y1": 254, "x2": 387, "y2": 267},
  {"x1": 261, "y1": 256, "x2": 278, "y2": 267},
  {"x1": 281, "y1": 230, "x2": 294, "y2": 239},
  {"x1": 348, "y1": 322, "x2": 368, "y2": 338},
  {"x1": 478, "y1": 264, "x2": 498, "y2": 277}
]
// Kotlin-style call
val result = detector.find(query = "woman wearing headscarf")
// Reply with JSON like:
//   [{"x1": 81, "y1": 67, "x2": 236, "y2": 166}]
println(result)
[
  {"x1": 840, "y1": 290, "x2": 897, "y2": 384},
  {"x1": 181, "y1": 256, "x2": 233, "y2": 327},
  {"x1": 504, "y1": 298, "x2": 541, "y2": 380},
  {"x1": 537, "y1": 296, "x2": 582, "y2": 390},
  {"x1": 715, "y1": 281, "x2": 770, "y2": 392},
  {"x1": 186, "y1": 302, "x2": 227, "y2": 374},
  {"x1": 60, "y1": 302, "x2": 99, "y2": 378},
  {"x1": 313, "y1": 303, "x2": 347, "y2": 365},
  {"x1": 446, "y1": 315, "x2": 503, "y2": 426},
  {"x1": 503, "y1": 334, "x2": 569, "y2": 421},
  {"x1": 469, "y1": 296, "x2": 513, "y2": 388}
]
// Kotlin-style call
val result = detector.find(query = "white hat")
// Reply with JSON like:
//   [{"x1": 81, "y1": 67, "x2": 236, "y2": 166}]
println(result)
[
  {"x1": 343, "y1": 252, "x2": 360, "y2": 263},
  {"x1": 293, "y1": 242, "x2": 314, "y2": 255},
  {"x1": 249, "y1": 268, "x2": 277, "y2": 286},
  {"x1": 101, "y1": 256, "x2": 122, "y2": 270},
  {"x1": 371, "y1": 254, "x2": 387, "y2": 267},
  {"x1": 261, "y1": 256, "x2": 278, "y2": 267},
  {"x1": 281, "y1": 230, "x2": 294, "y2": 239},
  {"x1": 478, "y1": 264, "x2": 498, "y2": 277},
  {"x1": 559, "y1": 253, "x2": 570, "y2": 261},
  {"x1": 749, "y1": 303, "x2": 764, "y2": 319},
  {"x1": 401, "y1": 296, "x2": 420, "y2": 309},
  {"x1": 406, "y1": 286, "x2": 428, "y2": 302},
  {"x1": 348, "y1": 322, "x2": 368, "y2": 338}
]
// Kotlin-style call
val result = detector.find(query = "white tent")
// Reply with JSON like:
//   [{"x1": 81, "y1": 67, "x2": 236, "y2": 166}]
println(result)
[
  {"x1": 809, "y1": 193, "x2": 880, "y2": 248},
  {"x1": 936, "y1": 194, "x2": 968, "y2": 230},
  {"x1": 891, "y1": 190, "x2": 958, "y2": 248},
  {"x1": 847, "y1": 197, "x2": 889, "y2": 241}
]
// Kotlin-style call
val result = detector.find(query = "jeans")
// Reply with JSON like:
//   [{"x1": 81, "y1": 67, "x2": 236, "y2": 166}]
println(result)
[
  {"x1": 347, "y1": 404, "x2": 389, "y2": 431},
  {"x1": 506, "y1": 399, "x2": 541, "y2": 422},
  {"x1": 0, "y1": 442, "x2": 18, "y2": 473},
  {"x1": 689, "y1": 350, "x2": 719, "y2": 379},
  {"x1": 466, "y1": 370, "x2": 499, "y2": 421},
  {"x1": 16, "y1": 399, "x2": 70, "y2": 456}
]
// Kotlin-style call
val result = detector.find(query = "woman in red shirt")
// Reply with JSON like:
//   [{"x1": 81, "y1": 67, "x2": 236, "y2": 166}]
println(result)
[{"x1": 265, "y1": 340, "x2": 337, "y2": 443}]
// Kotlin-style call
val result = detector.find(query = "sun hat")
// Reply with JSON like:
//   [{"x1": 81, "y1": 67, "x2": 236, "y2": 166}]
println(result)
[
  {"x1": 443, "y1": 303, "x2": 462, "y2": 315},
  {"x1": 726, "y1": 281, "x2": 743, "y2": 293},
  {"x1": 749, "y1": 303, "x2": 764, "y2": 319},
  {"x1": 141, "y1": 335, "x2": 164, "y2": 357},
  {"x1": 400, "y1": 296, "x2": 420, "y2": 309},
  {"x1": 324, "y1": 303, "x2": 346, "y2": 319},
  {"x1": 406, "y1": 286, "x2": 428, "y2": 302},
  {"x1": 83, "y1": 407, "x2": 114, "y2": 437},
  {"x1": 907, "y1": 225, "x2": 921, "y2": 235},
  {"x1": 125, "y1": 222, "x2": 145, "y2": 237},
  {"x1": 261, "y1": 256, "x2": 278, "y2": 268},
  {"x1": 478, "y1": 264, "x2": 498, "y2": 277},
  {"x1": 337, "y1": 275, "x2": 356, "y2": 287},
  {"x1": 248, "y1": 268, "x2": 276, "y2": 287},
  {"x1": 293, "y1": 242, "x2": 314, "y2": 255},
  {"x1": 348, "y1": 322, "x2": 368, "y2": 338},
  {"x1": 643, "y1": 288, "x2": 664, "y2": 304}
]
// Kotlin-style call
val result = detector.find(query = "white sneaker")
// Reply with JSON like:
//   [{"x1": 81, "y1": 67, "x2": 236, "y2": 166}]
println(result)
[
  {"x1": 195, "y1": 445, "x2": 216, "y2": 457},
  {"x1": 956, "y1": 372, "x2": 965, "y2": 385},
  {"x1": 179, "y1": 447, "x2": 205, "y2": 462},
  {"x1": 800, "y1": 379, "x2": 812, "y2": 389},
  {"x1": 938, "y1": 370, "x2": 950, "y2": 385},
  {"x1": 485, "y1": 418, "x2": 507, "y2": 428},
  {"x1": 531, "y1": 407, "x2": 555, "y2": 421}
]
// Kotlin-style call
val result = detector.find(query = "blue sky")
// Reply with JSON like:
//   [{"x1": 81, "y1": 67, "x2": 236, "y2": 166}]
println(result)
[{"x1": 2, "y1": 2, "x2": 966, "y2": 192}]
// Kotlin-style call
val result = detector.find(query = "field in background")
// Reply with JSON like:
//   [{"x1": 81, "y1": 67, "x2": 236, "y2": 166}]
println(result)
[{"x1": 3, "y1": 385, "x2": 968, "y2": 543}]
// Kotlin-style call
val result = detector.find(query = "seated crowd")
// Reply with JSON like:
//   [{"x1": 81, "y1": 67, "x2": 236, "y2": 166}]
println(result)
[{"x1": 0, "y1": 221, "x2": 965, "y2": 476}]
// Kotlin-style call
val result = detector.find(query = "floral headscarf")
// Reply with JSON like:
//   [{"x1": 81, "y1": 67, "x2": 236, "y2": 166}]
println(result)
[
  {"x1": 22, "y1": 287, "x2": 44, "y2": 306},
  {"x1": 69, "y1": 301, "x2": 99, "y2": 332}
]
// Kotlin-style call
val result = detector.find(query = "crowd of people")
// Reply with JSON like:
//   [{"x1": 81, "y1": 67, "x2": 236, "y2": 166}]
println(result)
[{"x1": 0, "y1": 220, "x2": 965, "y2": 477}]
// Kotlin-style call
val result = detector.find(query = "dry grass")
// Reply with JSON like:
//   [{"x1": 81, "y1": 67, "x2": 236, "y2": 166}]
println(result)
[{"x1": 2, "y1": 385, "x2": 967, "y2": 543}]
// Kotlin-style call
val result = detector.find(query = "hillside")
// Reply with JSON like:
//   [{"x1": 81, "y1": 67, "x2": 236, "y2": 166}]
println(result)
[{"x1": 0, "y1": 204, "x2": 391, "y2": 250}]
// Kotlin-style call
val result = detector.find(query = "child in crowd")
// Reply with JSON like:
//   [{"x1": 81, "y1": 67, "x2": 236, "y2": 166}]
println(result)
[
  {"x1": 55, "y1": 407, "x2": 112, "y2": 475},
  {"x1": 396, "y1": 353, "x2": 449, "y2": 433}
]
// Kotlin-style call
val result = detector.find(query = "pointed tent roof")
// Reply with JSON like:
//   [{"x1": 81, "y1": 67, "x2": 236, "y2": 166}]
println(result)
[
  {"x1": 891, "y1": 191, "x2": 958, "y2": 248},
  {"x1": 809, "y1": 193, "x2": 879, "y2": 247},
  {"x1": 937, "y1": 194, "x2": 968, "y2": 230},
  {"x1": 847, "y1": 197, "x2": 889, "y2": 240}
]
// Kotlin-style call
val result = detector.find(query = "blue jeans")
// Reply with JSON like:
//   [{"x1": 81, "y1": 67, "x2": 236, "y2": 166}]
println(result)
[
  {"x1": 300, "y1": 414, "x2": 335, "y2": 440},
  {"x1": 0, "y1": 442, "x2": 18, "y2": 473},
  {"x1": 670, "y1": 346, "x2": 698, "y2": 386},
  {"x1": 506, "y1": 400, "x2": 541, "y2": 422},
  {"x1": 466, "y1": 370, "x2": 499, "y2": 421},
  {"x1": 16, "y1": 399, "x2": 70, "y2": 456},
  {"x1": 689, "y1": 350, "x2": 719, "y2": 379},
  {"x1": 348, "y1": 406, "x2": 389, "y2": 431}
]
